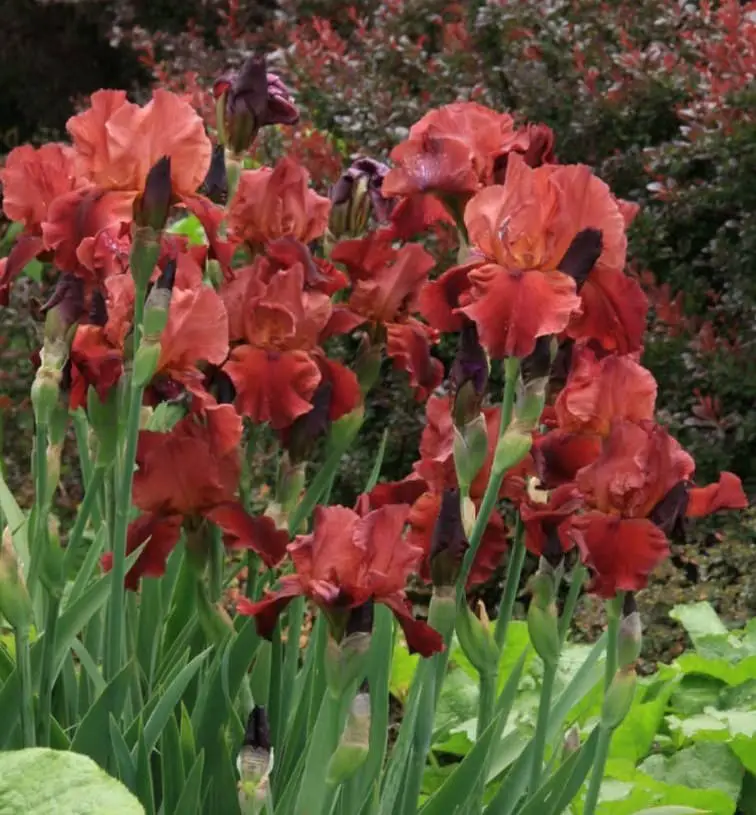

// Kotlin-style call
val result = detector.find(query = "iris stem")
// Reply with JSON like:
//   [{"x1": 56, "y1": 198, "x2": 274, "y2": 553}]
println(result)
[
  {"x1": 105, "y1": 276, "x2": 148, "y2": 682},
  {"x1": 494, "y1": 515, "x2": 526, "y2": 650},
  {"x1": 457, "y1": 357, "x2": 520, "y2": 591},
  {"x1": 27, "y1": 420, "x2": 48, "y2": 601},
  {"x1": 582, "y1": 597, "x2": 623, "y2": 815},
  {"x1": 15, "y1": 627, "x2": 35, "y2": 748},
  {"x1": 528, "y1": 659, "x2": 558, "y2": 793}
]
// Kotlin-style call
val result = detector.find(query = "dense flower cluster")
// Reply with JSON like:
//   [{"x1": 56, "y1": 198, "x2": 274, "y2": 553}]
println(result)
[{"x1": 0, "y1": 56, "x2": 747, "y2": 654}]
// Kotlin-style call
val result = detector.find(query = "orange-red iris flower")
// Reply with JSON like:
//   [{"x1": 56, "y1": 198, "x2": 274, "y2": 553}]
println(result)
[
  {"x1": 382, "y1": 102, "x2": 518, "y2": 198},
  {"x1": 366, "y1": 395, "x2": 531, "y2": 588},
  {"x1": 572, "y1": 418, "x2": 748, "y2": 597},
  {"x1": 227, "y1": 156, "x2": 331, "y2": 248},
  {"x1": 330, "y1": 235, "x2": 443, "y2": 399},
  {"x1": 102, "y1": 405, "x2": 288, "y2": 589},
  {"x1": 67, "y1": 89, "x2": 212, "y2": 201},
  {"x1": 221, "y1": 259, "x2": 360, "y2": 429},
  {"x1": 0, "y1": 143, "x2": 83, "y2": 304},
  {"x1": 237, "y1": 504, "x2": 444, "y2": 656},
  {"x1": 457, "y1": 154, "x2": 628, "y2": 359}
]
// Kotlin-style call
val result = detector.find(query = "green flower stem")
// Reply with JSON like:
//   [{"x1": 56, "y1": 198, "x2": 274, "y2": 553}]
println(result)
[
  {"x1": 528, "y1": 659, "x2": 558, "y2": 793},
  {"x1": 27, "y1": 420, "x2": 49, "y2": 600},
  {"x1": 477, "y1": 669, "x2": 496, "y2": 740},
  {"x1": 36, "y1": 593, "x2": 60, "y2": 746},
  {"x1": 558, "y1": 562, "x2": 587, "y2": 646},
  {"x1": 400, "y1": 589, "x2": 456, "y2": 815},
  {"x1": 582, "y1": 597, "x2": 623, "y2": 815},
  {"x1": 457, "y1": 357, "x2": 521, "y2": 590},
  {"x1": 494, "y1": 515, "x2": 526, "y2": 650},
  {"x1": 105, "y1": 278, "x2": 148, "y2": 682},
  {"x1": 15, "y1": 627, "x2": 35, "y2": 747}
]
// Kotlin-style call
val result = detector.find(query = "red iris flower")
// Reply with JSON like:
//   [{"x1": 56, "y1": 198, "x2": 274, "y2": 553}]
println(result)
[
  {"x1": 102, "y1": 404, "x2": 288, "y2": 589},
  {"x1": 330, "y1": 236, "x2": 443, "y2": 399},
  {"x1": 382, "y1": 102, "x2": 518, "y2": 198},
  {"x1": 67, "y1": 89, "x2": 211, "y2": 200},
  {"x1": 227, "y1": 157, "x2": 331, "y2": 248},
  {"x1": 520, "y1": 483, "x2": 583, "y2": 560},
  {"x1": 457, "y1": 154, "x2": 628, "y2": 359},
  {"x1": 554, "y1": 346, "x2": 657, "y2": 437},
  {"x1": 221, "y1": 260, "x2": 360, "y2": 429},
  {"x1": 572, "y1": 418, "x2": 748, "y2": 597},
  {"x1": 366, "y1": 395, "x2": 531, "y2": 588},
  {"x1": 237, "y1": 504, "x2": 444, "y2": 656},
  {"x1": 0, "y1": 143, "x2": 83, "y2": 304}
]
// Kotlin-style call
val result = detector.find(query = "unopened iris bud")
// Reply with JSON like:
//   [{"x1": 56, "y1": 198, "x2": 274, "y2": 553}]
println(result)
[
  {"x1": 87, "y1": 386, "x2": 118, "y2": 467},
  {"x1": 328, "y1": 172, "x2": 370, "y2": 245},
  {"x1": 516, "y1": 336, "x2": 557, "y2": 431},
  {"x1": 617, "y1": 593, "x2": 642, "y2": 669},
  {"x1": 274, "y1": 453, "x2": 307, "y2": 513},
  {"x1": 325, "y1": 601, "x2": 373, "y2": 696},
  {"x1": 354, "y1": 335, "x2": 383, "y2": 395},
  {"x1": 133, "y1": 260, "x2": 175, "y2": 386},
  {"x1": 453, "y1": 414, "x2": 488, "y2": 496},
  {"x1": 450, "y1": 322, "x2": 489, "y2": 429},
  {"x1": 430, "y1": 489, "x2": 469, "y2": 588},
  {"x1": 238, "y1": 706, "x2": 273, "y2": 815},
  {"x1": 282, "y1": 380, "x2": 333, "y2": 465},
  {"x1": 135, "y1": 156, "x2": 172, "y2": 231},
  {"x1": 563, "y1": 725, "x2": 580, "y2": 758},
  {"x1": 327, "y1": 687, "x2": 371, "y2": 785},
  {"x1": 201, "y1": 145, "x2": 228, "y2": 204},
  {"x1": 456, "y1": 600, "x2": 499, "y2": 675},
  {"x1": 602, "y1": 666, "x2": 637, "y2": 730},
  {"x1": 527, "y1": 571, "x2": 560, "y2": 667},
  {"x1": 493, "y1": 426, "x2": 532, "y2": 475},
  {"x1": 0, "y1": 528, "x2": 33, "y2": 631},
  {"x1": 428, "y1": 585, "x2": 457, "y2": 641}
]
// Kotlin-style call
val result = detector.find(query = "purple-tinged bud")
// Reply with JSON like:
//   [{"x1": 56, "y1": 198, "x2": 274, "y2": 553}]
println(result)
[
  {"x1": 135, "y1": 156, "x2": 172, "y2": 231},
  {"x1": 201, "y1": 145, "x2": 228, "y2": 204},
  {"x1": 215, "y1": 56, "x2": 299, "y2": 157},
  {"x1": 238, "y1": 706, "x2": 274, "y2": 814},
  {"x1": 558, "y1": 228, "x2": 603, "y2": 291},
  {"x1": 325, "y1": 601, "x2": 373, "y2": 696},
  {"x1": 430, "y1": 488, "x2": 469, "y2": 588},
  {"x1": 282, "y1": 380, "x2": 333, "y2": 465},
  {"x1": 450, "y1": 321, "x2": 489, "y2": 429},
  {"x1": 617, "y1": 592, "x2": 642, "y2": 669},
  {"x1": 327, "y1": 157, "x2": 393, "y2": 246},
  {"x1": 650, "y1": 481, "x2": 689, "y2": 540},
  {"x1": 563, "y1": 725, "x2": 580, "y2": 758}
]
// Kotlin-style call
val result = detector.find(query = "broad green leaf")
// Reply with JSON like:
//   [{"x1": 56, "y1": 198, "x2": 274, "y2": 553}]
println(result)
[
  {"x1": 0, "y1": 748, "x2": 143, "y2": 812},
  {"x1": 670, "y1": 603, "x2": 728, "y2": 644},
  {"x1": 167, "y1": 214, "x2": 207, "y2": 245},
  {"x1": 143, "y1": 402, "x2": 186, "y2": 432},
  {"x1": 432, "y1": 667, "x2": 479, "y2": 745},
  {"x1": 610, "y1": 678, "x2": 678, "y2": 763},
  {"x1": 630, "y1": 809, "x2": 709, "y2": 814},
  {"x1": 675, "y1": 653, "x2": 756, "y2": 686},
  {"x1": 670, "y1": 674, "x2": 724, "y2": 716},
  {"x1": 639, "y1": 742, "x2": 743, "y2": 805}
]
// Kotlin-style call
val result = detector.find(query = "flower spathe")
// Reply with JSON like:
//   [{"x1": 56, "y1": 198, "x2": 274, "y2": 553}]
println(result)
[{"x1": 237, "y1": 504, "x2": 444, "y2": 656}]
